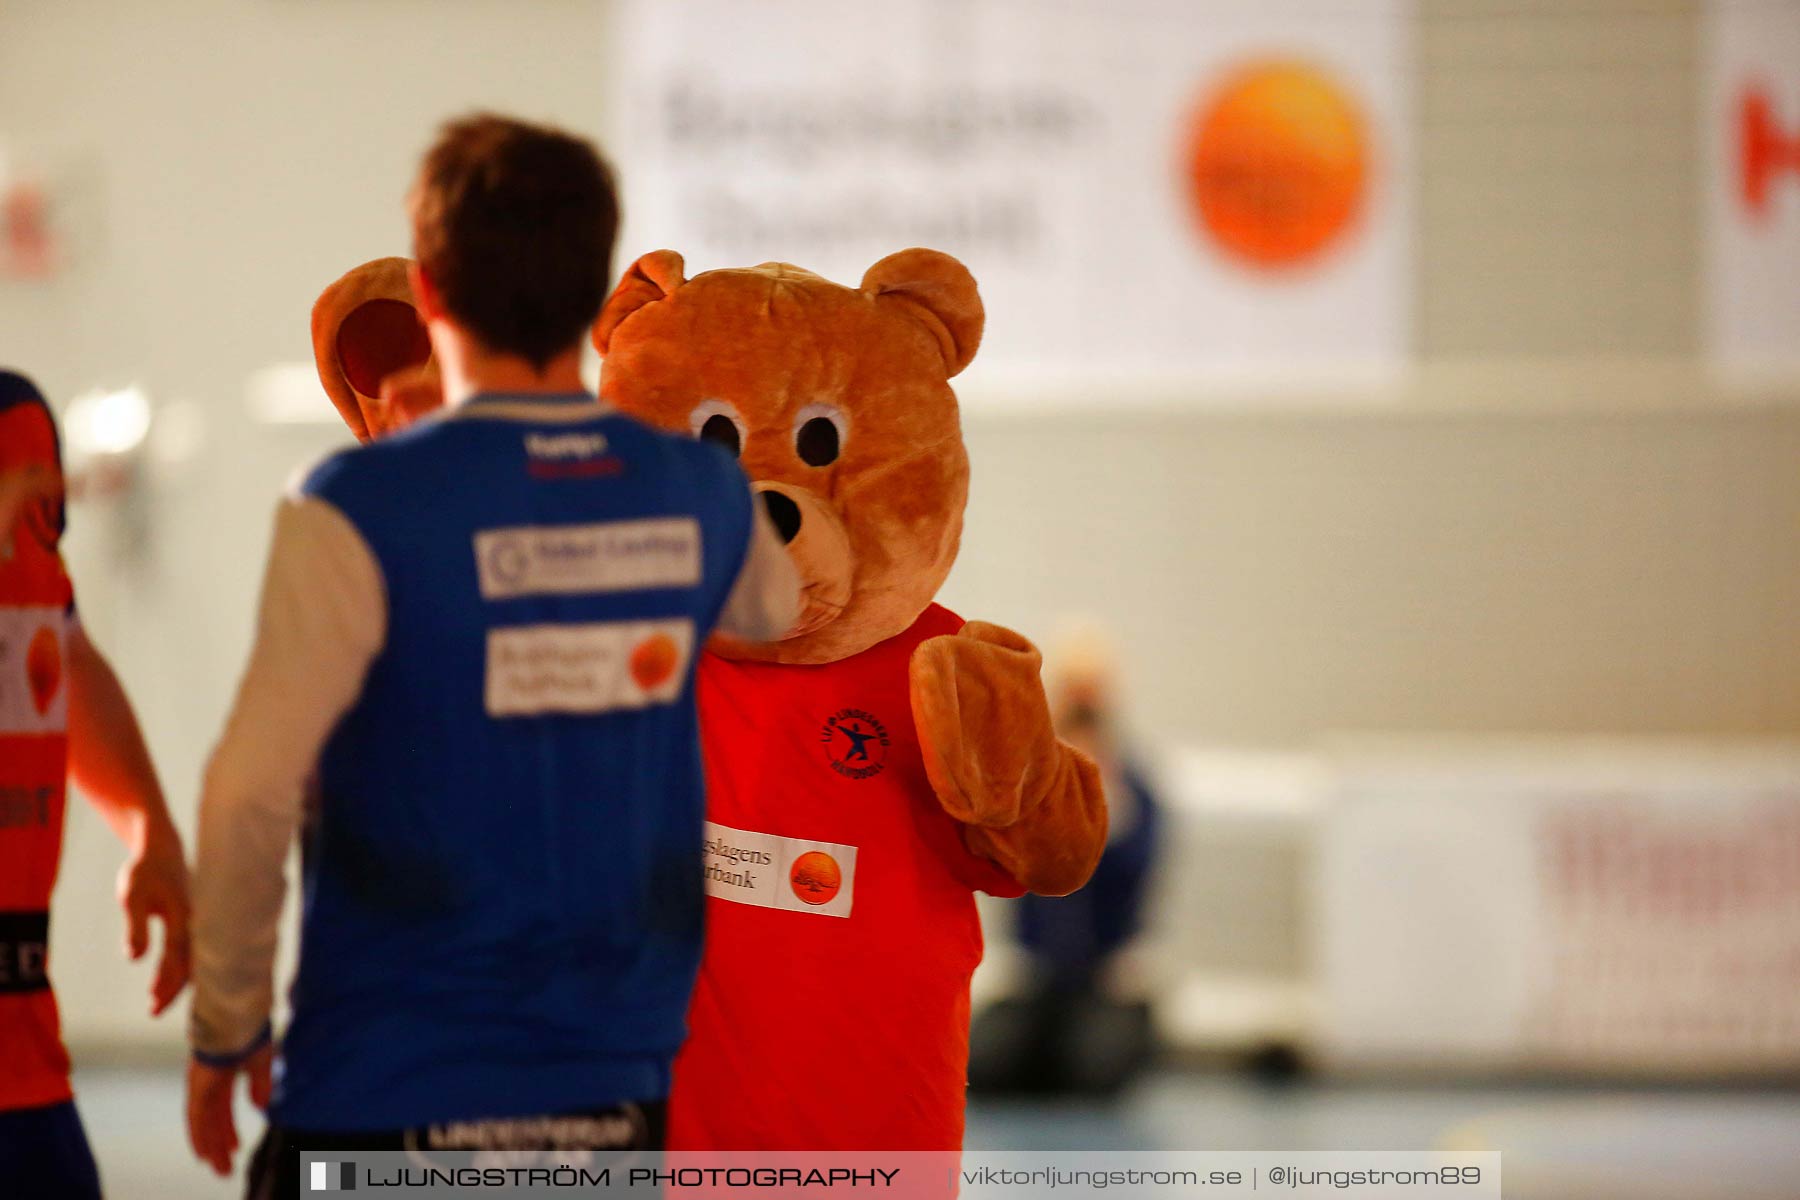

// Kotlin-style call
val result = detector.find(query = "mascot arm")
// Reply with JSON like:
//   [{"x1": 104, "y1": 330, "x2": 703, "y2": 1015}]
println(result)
[{"x1": 910, "y1": 621, "x2": 1108, "y2": 896}]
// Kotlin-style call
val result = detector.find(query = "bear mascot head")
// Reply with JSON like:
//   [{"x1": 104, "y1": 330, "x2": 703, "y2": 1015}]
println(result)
[{"x1": 592, "y1": 247, "x2": 979, "y2": 667}]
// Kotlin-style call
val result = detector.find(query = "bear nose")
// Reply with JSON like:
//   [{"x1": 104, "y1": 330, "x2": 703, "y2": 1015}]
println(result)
[{"x1": 762, "y1": 490, "x2": 802, "y2": 545}]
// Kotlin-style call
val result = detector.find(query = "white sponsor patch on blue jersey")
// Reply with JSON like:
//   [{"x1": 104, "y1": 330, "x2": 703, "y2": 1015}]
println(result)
[
  {"x1": 474, "y1": 517, "x2": 701, "y2": 600},
  {"x1": 484, "y1": 617, "x2": 694, "y2": 717}
]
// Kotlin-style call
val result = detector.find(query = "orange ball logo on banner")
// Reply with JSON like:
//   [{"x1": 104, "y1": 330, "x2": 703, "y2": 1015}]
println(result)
[{"x1": 1183, "y1": 60, "x2": 1372, "y2": 270}]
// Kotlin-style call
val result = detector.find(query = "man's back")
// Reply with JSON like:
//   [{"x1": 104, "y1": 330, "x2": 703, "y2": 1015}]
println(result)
[
  {"x1": 205, "y1": 394, "x2": 762, "y2": 1131},
  {"x1": 188, "y1": 115, "x2": 799, "y2": 1185}
]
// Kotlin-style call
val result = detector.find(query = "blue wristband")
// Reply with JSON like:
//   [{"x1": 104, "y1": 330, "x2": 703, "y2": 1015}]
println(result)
[{"x1": 191, "y1": 1022, "x2": 272, "y2": 1069}]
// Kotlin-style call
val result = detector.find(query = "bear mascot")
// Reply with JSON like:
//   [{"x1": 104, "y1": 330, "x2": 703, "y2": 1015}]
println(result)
[{"x1": 309, "y1": 247, "x2": 1109, "y2": 1151}]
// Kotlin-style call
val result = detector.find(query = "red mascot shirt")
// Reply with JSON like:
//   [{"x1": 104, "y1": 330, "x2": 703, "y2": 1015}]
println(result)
[
  {"x1": 0, "y1": 394, "x2": 76, "y2": 1113},
  {"x1": 671, "y1": 604, "x2": 1023, "y2": 1151}
]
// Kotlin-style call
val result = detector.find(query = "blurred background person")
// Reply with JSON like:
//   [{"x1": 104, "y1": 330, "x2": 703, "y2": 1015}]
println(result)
[
  {"x1": 971, "y1": 623, "x2": 1164, "y2": 1097},
  {"x1": 0, "y1": 371, "x2": 189, "y2": 1199}
]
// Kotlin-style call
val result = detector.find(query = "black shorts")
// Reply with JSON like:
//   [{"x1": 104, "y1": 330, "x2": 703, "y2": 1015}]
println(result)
[
  {"x1": 245, "y1": 1099, "x2": 665, "y2": 1200},
  {"x1": 0, "y1": 1100, "x2": 103, "y2": 1200}
]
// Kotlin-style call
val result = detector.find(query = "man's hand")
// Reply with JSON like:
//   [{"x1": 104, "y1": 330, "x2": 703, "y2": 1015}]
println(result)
[
  {"x1": 187, "y1": 1044, "x2": 273, "y2": 1177},
  {"x1": 63, "y1": 623, "x2": 192, "y2": 1012},
  {"x1": 117, "y1": 830, "x2": 192, "y2": 1015}
]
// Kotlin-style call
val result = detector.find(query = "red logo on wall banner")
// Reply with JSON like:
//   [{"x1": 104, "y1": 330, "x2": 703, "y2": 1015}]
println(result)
[
  {"x1": 1, "y1": 179, "x2": 57, "y2": 279},
  {"x1": 1182, "y1": 60, "x2": 1371, "y2": 271},
  {"x1": 1740, "y1": 83, "x2": 1800, "y2": 220}
]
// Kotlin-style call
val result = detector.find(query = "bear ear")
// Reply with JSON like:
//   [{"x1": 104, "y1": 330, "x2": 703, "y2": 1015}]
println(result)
[
  {"x1": 594, "y1": 250, "x2": 687, "y2": 356},
  {"x1": 312, "y1": 257, "x2": 433, "y2": 442},
  {"x1": 861, "y1": 248, "x2": 984, "y2": 378}
]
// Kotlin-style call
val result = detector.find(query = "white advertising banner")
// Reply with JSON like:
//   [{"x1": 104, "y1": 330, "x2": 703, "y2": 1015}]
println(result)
[
  {"x1": 1706, "y1": 1, "x2": 1800, "y2": 382},
  {"x1": 1316, "y1": 742, "x2": 1800, "y2": 1075},
  {"x1": 610, "y1": 0, "x2": 1413, "y2": 401}
]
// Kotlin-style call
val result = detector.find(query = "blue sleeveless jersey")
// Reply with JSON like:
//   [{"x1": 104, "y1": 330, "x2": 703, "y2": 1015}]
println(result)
[{"x1": 273, "y1": 394, "x2": 753, "y2": 1131}]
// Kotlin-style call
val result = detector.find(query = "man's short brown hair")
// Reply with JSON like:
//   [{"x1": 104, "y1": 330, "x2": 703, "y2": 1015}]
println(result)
[{"x1": 409, "y1": 114, "x2": 618, "y2": 369}]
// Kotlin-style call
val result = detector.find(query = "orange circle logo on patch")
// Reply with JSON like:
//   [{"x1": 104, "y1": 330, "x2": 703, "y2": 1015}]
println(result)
[
  {"x1": 790, "y1": 851, "x2": 842, "y2": 906},
  {"x1": 1183, "y1": 60, "x2": 1370, "y2": 269},
  {"x1": 629, "y1": 633, "x2": 680, "y2": 692},
  {"x1": 26, "y1": 624, "x2": 60, "y2": 715}
]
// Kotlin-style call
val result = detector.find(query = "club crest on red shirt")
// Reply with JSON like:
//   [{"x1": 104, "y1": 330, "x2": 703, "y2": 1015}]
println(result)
[{"x1": 819, "y1": 708, "x2": 889, "y2": 780}]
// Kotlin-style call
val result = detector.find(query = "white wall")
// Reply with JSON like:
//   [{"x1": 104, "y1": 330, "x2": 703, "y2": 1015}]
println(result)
[
  {"x1": 0, "y1": 0, "x2": 1795, "y2": 1051},
  {"x1": 947, "y1": 400, "x2": 1800, "y2": 750}
]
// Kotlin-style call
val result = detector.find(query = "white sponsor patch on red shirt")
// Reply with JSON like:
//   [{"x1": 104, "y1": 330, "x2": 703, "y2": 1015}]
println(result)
[
  {"x1": 0, "y1": 607, "x2": 68, "y2": 736},
  {"x1": 701, "y1": 820, "x2": 858, "y2": 918}
]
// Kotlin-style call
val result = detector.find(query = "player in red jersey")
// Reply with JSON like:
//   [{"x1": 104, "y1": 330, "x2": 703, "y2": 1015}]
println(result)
[{"x1": 0, "y1": 370, "x2": 191, "y2": 1198}]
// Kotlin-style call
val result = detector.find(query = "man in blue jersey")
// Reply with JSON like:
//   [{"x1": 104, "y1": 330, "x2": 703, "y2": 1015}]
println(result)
[{"x1": 185, "y1": 115, "x2": 798, "y2": 1198}]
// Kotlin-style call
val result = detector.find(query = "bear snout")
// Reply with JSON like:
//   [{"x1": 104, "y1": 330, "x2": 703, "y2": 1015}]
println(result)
[
  {"x1": 761, "y1": 490, "x2": 802, "y2": 545},
  {"x1": 750, "y1": 482, "x2": 853, "y2": 640}
]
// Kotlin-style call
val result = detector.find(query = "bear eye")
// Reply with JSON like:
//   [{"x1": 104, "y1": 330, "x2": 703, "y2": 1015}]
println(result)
[
  {"x1": 688, "y1": 399, "x2": 745, "y2": 458},
  {"x1": 793, "y1": 403, "x2": 847, "y2": 468}
]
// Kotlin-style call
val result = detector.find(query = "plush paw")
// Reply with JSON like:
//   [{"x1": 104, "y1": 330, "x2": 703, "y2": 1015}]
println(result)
[
  {"x1": 912, "y1": 621, "x2": 1111, "y2": 895},
  {"x1": 910, "y1": 621, "x2": 1058, "y2": 828}
]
